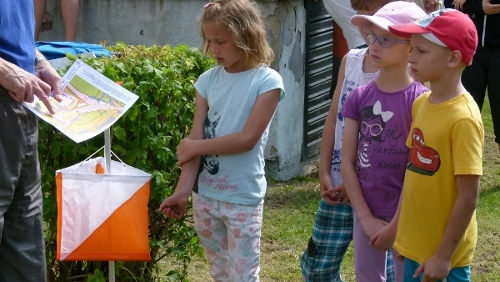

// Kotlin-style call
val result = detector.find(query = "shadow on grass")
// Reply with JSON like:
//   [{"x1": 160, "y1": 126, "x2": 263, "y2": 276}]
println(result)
[
  {"x1": 265, "y1": 176, "x2": 321, "y2": 210},
  {"x1": 479, "y1": 184, "x2": 500, "y2": 197}
]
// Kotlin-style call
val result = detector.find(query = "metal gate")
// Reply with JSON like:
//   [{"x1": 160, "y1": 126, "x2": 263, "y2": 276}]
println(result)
[{"x1": 302, "y1": 0, "x2": 334, "y2": 160}]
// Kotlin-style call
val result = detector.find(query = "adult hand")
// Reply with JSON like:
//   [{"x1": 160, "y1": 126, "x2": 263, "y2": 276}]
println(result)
[
  {"x1": 0, "y1": 59, "x2": 59, "y2": 113},
  {"x1": 413, "y1": 255, "x2": 451, "y2": 282},
  {"x1": 423, "y1": 0, "x2": 441, "y2": 13},
  {"x1": 35, "y1": 59, "x2": 63, "y2": 103},
  {"x1": 452, "y1": 0, "x2": 467, "y2": 10},
  {"x1": 483, "y1": 0, "x2": 500, "y2": 15}
]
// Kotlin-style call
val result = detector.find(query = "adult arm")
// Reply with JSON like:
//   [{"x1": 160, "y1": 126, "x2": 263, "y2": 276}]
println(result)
[
  {"x1": 413, "y1": 175, "x2": 480, "y2": 281},
  {"x1": 460, "y1": 0, "x2": 482, "y2": 14},
  {"x1": 176, "y1": 88, "x2": 281, "y2": 165},
  {"x1": 481, "y1": 0, "x2": 500, "y2": 15}
]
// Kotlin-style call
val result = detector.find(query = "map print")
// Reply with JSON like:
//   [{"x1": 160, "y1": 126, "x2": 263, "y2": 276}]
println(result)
[{"x1": 24, "y1": 59, "x2": 138, "y2": 143}]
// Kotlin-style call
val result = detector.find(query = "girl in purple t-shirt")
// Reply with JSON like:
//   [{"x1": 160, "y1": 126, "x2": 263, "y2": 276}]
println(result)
[{"x1": 340, "y1": 2, "x2": 428, "y2": 281}]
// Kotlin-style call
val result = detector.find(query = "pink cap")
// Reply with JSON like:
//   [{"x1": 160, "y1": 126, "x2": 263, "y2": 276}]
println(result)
[
  {"x1": 350, "y1": 1, "x2": 426, "y2": 31},
  {"x1": 389, "y1": 9, "x2": 478, "y2": 66}
]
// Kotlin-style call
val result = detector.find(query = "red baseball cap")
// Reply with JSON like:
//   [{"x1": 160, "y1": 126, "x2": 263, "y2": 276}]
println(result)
[{"x1": 389, "y1": 9, "x2": 478, "y2": 66}]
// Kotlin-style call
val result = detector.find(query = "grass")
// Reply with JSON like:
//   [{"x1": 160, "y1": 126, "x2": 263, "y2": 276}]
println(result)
[{"x1": 186, "y1": 98, "x2": 500, "y2": 281}]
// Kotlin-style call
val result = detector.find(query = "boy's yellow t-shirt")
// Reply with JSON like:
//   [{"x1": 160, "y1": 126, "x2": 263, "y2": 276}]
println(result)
[{"x1": 395, "y1": 91, "x2": 484, "y2": 267}]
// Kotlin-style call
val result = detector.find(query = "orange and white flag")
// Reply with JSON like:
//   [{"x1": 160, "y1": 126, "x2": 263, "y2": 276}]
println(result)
[{"x1": 56, "y1": 157, "x2": 151, "y2": 261}]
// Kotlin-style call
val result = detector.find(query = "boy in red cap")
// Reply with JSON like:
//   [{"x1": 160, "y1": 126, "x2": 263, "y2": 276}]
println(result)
[{"x1": 370, "y1": 9, "x2": 484, "y2": 281}]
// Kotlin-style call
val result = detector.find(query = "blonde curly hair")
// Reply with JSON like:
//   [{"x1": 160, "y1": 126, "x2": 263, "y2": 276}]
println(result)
[{"x1": 199, "y1": 0, "x2": 274, "y2": 68}]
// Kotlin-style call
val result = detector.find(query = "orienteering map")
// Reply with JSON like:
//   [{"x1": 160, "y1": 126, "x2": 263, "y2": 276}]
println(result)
[{"x1": 24, "y1": 59, "x2": 138, "y2": 143}]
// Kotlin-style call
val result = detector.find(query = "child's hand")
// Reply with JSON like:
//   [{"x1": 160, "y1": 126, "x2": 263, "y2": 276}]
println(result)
[
  {"x1": 159, "y1": 193, "x2": 189, "y2": 219},
  {"x1": 176, "y1": 138, "x2": 196, "y2": 166},
  {"x1": 319, "y1": 173, "x2": 333, "y2": 194},
  {"x1": 359, "y1": 216, "x2": 388, "y2": 238},
  {"x1": 320, "y1": 183, "x2": 350, "y2": 205},
  {"x1": 369, "y1": 224, "x2": 396, "y2": 251},
  {"x1": 413, "y1": 255, "x2": 451, "y2": 281}
]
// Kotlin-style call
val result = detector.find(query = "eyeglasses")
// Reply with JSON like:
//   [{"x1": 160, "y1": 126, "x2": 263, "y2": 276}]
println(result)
[
  {"x1": 365, "y1": 33, "x2": 410, "y2": 48},
  {"x1": 361, "y1": 121, "x2": 383, "y2": 136}
]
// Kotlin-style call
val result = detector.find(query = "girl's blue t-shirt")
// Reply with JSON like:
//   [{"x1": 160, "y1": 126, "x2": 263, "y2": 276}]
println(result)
[{"x1": 194, "y1": 65, "x2": 285, "y2": 205}]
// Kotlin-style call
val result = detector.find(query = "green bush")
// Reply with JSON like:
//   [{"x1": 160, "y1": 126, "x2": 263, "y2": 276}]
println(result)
[{"x1": 39, "y1": 43, "x2": 215, "y2": 281}]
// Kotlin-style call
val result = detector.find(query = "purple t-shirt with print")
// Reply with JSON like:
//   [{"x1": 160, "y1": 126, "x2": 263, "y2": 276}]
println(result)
[{"x1": 342, "y1": 80, "x2": 428, "y2": 217}]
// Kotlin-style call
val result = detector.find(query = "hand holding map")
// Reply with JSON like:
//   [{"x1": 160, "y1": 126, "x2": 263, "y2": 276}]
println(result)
[{"x1": 24, "y1": 59, "x2": 138, "y2": 143}]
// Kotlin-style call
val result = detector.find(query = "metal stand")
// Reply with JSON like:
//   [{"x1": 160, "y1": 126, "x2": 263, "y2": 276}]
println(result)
[{"x1": 104, "y1": 127, "x2": 115, "y2": 282}]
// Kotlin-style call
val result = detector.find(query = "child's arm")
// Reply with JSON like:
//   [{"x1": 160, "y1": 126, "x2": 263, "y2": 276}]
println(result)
[
  {"x1": 413, "y1": 175, "x2": 480, "y2": 280},
  {"x1": 319, "y1": 55, "x2": 348, "y2": 205},
  {"x1": 176, "y1": 88, "x2": 281, "y2": 165},
  {"x1": 480, "y1": 0, "x2": 500, "y2": 14},
  {"x1": 159, "y1": 93, "x2": 207, "y2": 219},
  {"x1": 341, "y1": 118, "x2": 388, "y2": 237}
]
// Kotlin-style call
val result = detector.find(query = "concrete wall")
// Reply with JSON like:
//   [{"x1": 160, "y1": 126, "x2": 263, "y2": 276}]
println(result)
[
  {"x1": 39, "y1": 0, "x2": 316, "y2": 181},
  {"x1": 39, "y1": 0, "x2": 204, "y2": 47}
]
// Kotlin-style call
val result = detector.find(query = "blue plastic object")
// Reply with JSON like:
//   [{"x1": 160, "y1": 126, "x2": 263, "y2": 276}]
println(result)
[{"x1": 36, "y1": 41, "x2": 111, "y2": 60}]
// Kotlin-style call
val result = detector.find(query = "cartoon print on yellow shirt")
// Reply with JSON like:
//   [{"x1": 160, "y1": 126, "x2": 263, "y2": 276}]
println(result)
[{"x1": 407, "y1": 127, "x2": 441, "y2": 175}]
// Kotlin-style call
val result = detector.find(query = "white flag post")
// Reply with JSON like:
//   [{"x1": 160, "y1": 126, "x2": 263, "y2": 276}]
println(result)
[{"x1": 104, "y1": 127, "x2": 115, "y2": 282}]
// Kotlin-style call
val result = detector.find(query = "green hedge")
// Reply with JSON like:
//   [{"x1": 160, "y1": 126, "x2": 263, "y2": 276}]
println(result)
[{"x1": 39, "y1": 43, "x2": 215, "y2": 281}]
